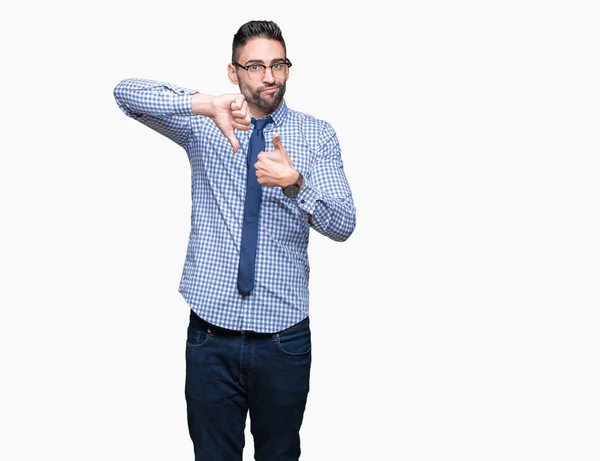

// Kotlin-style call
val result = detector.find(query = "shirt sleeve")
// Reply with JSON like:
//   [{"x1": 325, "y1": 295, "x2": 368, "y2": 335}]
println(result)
[
  {"x1": 292, "y1": 121, "x2": 356, "y2": 242},
  {"x1": 113, "y1": 78, "x2": 197, "y2": 148}
]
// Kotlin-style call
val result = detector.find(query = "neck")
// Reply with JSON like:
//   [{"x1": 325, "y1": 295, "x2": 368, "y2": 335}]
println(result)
[{"x1": 250, "y1": 101, "x2": 282, "y2": 120}]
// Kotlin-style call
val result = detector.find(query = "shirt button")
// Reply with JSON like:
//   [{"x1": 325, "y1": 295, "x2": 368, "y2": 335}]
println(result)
[{"x1": 301, "y1": 199, "x2": 305, "y2": 204}]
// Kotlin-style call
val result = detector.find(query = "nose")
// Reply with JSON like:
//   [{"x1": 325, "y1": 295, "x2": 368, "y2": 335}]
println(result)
[{"x1": 262, "y1": 67, "x2": 276, "y2": 83}]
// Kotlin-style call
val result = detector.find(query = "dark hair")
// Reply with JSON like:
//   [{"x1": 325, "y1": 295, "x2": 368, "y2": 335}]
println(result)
[{"x1": 232, "y1": 20, "x2": 286, "y2": 63}]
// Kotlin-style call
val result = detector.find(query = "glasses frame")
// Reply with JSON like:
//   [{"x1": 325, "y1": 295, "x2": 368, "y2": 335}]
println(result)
[{"x1": 232, "y1": 60, "x2": 293, "y2": 80}]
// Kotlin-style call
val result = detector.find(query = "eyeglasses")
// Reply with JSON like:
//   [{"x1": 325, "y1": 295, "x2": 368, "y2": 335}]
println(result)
[{"x1": 232, "y1": 60, "x2": 292, "y2": 80}]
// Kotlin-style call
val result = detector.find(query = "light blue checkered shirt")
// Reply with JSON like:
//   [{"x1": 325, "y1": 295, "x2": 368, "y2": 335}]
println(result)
[{"x1": 114, "y1": 78, "x2": 356, "y2": 332}]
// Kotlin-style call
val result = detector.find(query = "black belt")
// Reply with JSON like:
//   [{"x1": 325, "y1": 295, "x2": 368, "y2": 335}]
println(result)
[{"x1": 189, "y1": 309, "x2": 309, "y2": 336}]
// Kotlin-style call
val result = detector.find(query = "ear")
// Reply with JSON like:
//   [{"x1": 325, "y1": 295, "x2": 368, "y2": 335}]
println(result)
[{"x1": 227, "y1": 63, "x2": 239, "y2": 85}]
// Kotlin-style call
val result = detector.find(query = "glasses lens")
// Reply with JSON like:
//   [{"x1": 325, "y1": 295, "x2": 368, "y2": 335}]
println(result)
[
  {"x1": 248, "y1": 66, "x2": 263, "y2": 80},
  {"x1": 272, "y1": 64, "x2": 289, "y2": 79},
  {"x1": 247, "y1": 64, "x2": 289, "y2": 80}
]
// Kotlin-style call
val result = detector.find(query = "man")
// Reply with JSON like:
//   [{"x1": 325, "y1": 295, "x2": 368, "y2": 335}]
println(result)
[{"x1": 114, "y1": 20, "x2": 356, "y2": 461}]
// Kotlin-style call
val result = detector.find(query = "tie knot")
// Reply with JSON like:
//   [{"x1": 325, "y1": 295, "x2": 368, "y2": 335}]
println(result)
[{"x1": 252, "y1": 116, "x2": 273, "y2": 131}]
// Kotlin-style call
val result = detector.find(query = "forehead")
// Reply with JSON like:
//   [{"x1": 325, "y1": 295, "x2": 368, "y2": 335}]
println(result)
[{"x1": 238, "y1": 38, "x2": 285, "y2": 63}]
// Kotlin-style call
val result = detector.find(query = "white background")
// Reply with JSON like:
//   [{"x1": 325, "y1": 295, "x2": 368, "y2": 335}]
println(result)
[{"x1": 1, "y1": 1, "x2": 599, "y2": 460}]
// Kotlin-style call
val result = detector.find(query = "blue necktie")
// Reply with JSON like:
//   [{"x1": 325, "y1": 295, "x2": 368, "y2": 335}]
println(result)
[{"x1": 238, "y1": 116, "x2": 273, "y2": 296}]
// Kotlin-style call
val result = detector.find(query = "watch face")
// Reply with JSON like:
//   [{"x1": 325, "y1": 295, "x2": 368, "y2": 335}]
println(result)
[{"x1": 283, "y1": 184, "x2": 299, "y2": 198}]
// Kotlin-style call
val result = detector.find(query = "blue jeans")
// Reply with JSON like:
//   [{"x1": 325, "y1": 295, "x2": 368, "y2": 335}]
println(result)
[{"x1": 185, "y1": 310, "x2": 312, "y2": 461}]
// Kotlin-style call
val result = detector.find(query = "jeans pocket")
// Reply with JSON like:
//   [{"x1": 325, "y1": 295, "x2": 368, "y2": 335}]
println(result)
[
  {"x1": 276, "y1": 325, "x2": 311, "y2": 356},
  {"x1": 186, "y1": 326, "x2": 210, "y2": 348}
]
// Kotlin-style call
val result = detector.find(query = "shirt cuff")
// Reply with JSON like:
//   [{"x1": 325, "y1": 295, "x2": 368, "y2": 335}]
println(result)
[
  {"x1": 292, "y1": 177, "x2": 320, "y2": 216},
  {"x1": 166, "y1": 84, "x2": 196, "y2": 117}
]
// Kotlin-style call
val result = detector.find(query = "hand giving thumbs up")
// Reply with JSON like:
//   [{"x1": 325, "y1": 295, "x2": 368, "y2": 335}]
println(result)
[{"x1": 255, "y1": 133, "x2": 300, "y2": 188}]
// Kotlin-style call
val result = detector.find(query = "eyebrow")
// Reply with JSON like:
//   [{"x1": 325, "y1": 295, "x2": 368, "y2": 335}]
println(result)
[{"x1": 244, "y1": 58, "x2": 286, "y2": 65}]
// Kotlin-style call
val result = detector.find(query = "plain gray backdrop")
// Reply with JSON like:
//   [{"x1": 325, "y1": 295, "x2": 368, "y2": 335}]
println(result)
[{"x1": 1, "y1": 1, "x2": 599, "y2": 460}]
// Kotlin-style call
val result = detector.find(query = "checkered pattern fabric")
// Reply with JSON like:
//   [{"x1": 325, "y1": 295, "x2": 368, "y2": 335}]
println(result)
[{"x1": 114, "y1": 78, "x2": 356, "y2": 332}]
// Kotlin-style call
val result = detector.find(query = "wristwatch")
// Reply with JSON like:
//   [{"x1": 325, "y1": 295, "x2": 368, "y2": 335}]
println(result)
[{"x1": 282, "y1": 172, "x2": 303, "y2": 198}]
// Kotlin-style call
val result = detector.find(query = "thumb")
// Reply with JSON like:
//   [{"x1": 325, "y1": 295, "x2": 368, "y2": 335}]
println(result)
[
  {"x1": 225, "y1": 129, "x2": 239, "y2": 153},
  {"x1": 272, "y1": 133, "x2": 284, "y2": 152}
]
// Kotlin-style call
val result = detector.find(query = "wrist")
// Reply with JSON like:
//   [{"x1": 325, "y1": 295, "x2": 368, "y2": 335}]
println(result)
[
  {"x1": 282, "y1": 169, "x2": 300, "y2": 188},
  {"x1": 191, "y1": 93, "x2": 215, "y2": 116},
  {"x1": 281, "y1": 170, "x2": 304, "y2": 198}
]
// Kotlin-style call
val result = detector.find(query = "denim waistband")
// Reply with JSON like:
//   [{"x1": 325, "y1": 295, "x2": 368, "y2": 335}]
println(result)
[{"x1": 188, "y1": 309, "x2": 309, "y2": 336}]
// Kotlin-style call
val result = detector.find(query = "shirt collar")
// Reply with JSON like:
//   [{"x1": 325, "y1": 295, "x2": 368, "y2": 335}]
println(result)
[
  {"x1": 269, "y1": 99, "x2": 288, "y2": 128},
  {"x1": 251, "y1": 99, "x2": 288, "y2": 129}
]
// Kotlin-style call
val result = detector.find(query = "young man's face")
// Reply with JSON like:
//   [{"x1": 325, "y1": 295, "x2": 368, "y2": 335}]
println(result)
[{"x1": 229, "y1": 38, "x2": 289, "y2": 117}]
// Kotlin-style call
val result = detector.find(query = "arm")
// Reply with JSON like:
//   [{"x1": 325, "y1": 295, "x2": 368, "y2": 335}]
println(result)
[
  {"x1": 113, "y1": 78, "x2": 250, "y2": 152},
  {"x1": 294, "y1": 122, "x2": 356, "y2": 242},
  {"x1": 255, "y1": 124, "x2": 356, "y2": 242},
  {"x1": 113, "y1": 78, "x2": 202, "y2": 148}
]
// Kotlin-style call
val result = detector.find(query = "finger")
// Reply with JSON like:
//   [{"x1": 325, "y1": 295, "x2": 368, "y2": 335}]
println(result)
[
  {"x1": 243, "y1": 101, "x2": 251, "y2": 122},
  {"x1": 255, "y1": 169, "x2": 270, "y2": 186},
  {"x1": 233, "y1": 113, "x2": 251, "y2": 127},
  {"x1": 254, "y1": 166, "x2": 264, "y2": 183},
  {"x1": 241, "y1": 105, "x2": 251, "y2": 125},
  {"x1": 258, "y1": 151, "x2": 277, "y2": 161},
  {"x1": 257, "y1": 151, "x2": 276, "y2": 162},
  {"x1": 232, "y1": 121, "x2": 250, "y2": 131},
  {"x1": 231, "y1": 104, "x2": 248, "y2": 120},
  {"x1": 231, "y1": 94, "x2": 245, "y2": 111}
]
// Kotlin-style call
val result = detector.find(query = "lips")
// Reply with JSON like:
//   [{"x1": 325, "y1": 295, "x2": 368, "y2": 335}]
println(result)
[{"x1": 261, "y1": 87, "x2": 278, "y2": 94}]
